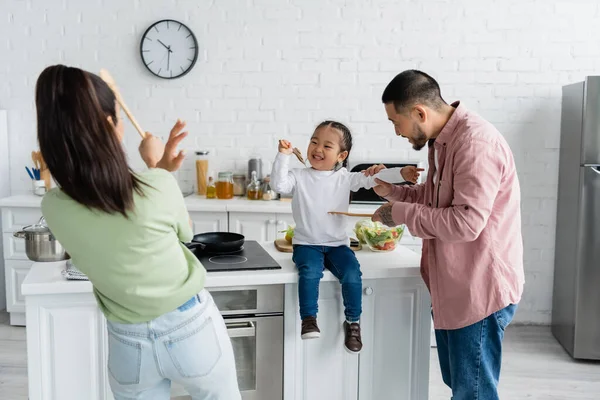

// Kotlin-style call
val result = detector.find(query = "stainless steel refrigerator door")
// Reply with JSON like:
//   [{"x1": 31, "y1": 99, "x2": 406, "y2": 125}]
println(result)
[
  {"x1": 552, "y1": 82, "x2": 584, "y2": 357},
  {"x1": 582, "y1": 77, "x2": 600, "y2": 164},
  {"x1": 574, "y1": 165, "x2": 600, "y2": 359}
]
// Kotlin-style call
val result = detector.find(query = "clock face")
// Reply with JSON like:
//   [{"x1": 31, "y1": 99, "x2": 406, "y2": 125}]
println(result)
[{"x1": 140, "y1": 20, "x2": 198, "y2": 79}]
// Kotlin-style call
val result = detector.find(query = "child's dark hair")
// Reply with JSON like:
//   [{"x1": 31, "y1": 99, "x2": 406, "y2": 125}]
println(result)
[{"x1": 315, "y1": 120, "x2": 353, "y2": 168}]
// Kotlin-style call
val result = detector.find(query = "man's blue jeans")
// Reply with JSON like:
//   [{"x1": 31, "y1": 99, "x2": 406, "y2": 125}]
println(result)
[
  {"x1": 434, "y1": 303, "x2": 518, "y2": 400},
  {"x1": 292, "y1": 245, "x2": 362, "y2": 322}
]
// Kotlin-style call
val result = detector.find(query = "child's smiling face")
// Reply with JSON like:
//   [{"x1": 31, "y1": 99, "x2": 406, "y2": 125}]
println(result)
[{"x1": 307, "y1": 125, "x2": 348, "y2": 171}]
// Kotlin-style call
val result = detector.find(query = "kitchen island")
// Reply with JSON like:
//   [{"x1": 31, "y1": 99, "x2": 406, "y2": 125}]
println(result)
[{"x1": 22, "y1": 243, "x2": 430, "y2": 400}]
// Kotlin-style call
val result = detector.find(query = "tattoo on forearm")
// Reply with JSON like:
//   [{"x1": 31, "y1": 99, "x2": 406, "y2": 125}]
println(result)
[{"x1": 379, "y1": 205, "x2": 396, "y2": 227}]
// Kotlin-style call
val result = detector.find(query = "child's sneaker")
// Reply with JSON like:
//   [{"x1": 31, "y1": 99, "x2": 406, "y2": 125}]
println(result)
[
  {"x1": 301, "y1": 316, "x2": 321, "y2": 339},
  {"x1": 343, "y1": 321, "x2": 362, "y2": 354}
]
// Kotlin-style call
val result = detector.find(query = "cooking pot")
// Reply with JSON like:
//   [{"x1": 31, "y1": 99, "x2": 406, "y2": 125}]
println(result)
[
  {"x1": 185, "y1": 232, "x2": 245, "y2": 254},
  {"x1": 13, "y1": 218, "x2": 69, "y2": 262}
]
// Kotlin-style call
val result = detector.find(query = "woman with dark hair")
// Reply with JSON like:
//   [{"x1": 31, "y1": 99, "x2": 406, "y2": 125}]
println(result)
[{"x1": 36, "y1": 64, "x2": 240, "y2": 399}]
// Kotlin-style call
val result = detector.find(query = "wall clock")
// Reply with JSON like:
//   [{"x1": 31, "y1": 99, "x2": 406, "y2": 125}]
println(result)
[{"x1": 140, "y1": 19, "x2": 198, "y2": 79}]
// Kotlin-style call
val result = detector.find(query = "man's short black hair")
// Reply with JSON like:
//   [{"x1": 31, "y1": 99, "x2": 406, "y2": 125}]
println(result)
[{"x1": 381, "y1": 70, "x2": 446, "y2": 112}]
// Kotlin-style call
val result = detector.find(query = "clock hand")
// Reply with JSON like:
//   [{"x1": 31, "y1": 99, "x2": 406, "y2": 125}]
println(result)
[
  {"x1": 157, "y1": 39, "x2": 170, "y2": 51},
  {"x1": 167, "y1": 50, "x2": 170, "y2": 71}
]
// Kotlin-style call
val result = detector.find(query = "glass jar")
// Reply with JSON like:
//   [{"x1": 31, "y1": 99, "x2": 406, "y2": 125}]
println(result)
[
  {"x1": 261, "y1": 175, "x2": 277, "y2": 201},
  {"x1": 246, "y1": 171, "x2": 262, "y2": 200},
  {"x1": 233, "y1": 174, "x2": 247, "y2": 196},
  {"x1": 195, "y1": 150, "x2": 210, "y2": 195},
  {"x1": 206, "y1": 175, "x2": 216, "y2": 199},
  {"x1": 216, "y1": 172, "x2": 234, "y2": 199}
]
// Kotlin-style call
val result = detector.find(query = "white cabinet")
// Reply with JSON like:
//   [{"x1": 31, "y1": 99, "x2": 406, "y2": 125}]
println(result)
[
  {"x1": 229, "y1": 212, "x2": 275, "y2": 242},
  {"x1": 230, "y1": 212, "x2": 294, "y2": 242},
  {"x1": 2, "y1": 207, "x2": 44, "y2": 325},
  {"x1": 284, "y1": 278, "x2": 430, "y2": 400},
  {"x1": 359, "y1": 278, "x2": 430, "y2": 400},
  {"x1": 26, "y1": 292, "x2": 113, "y2": 400},
  {"x1": 284, "y1": 282, "x2": 359, "y2": 400},
  {"x1": 189, "y1": 211, "x2": 228, "y2": 233},
  {"x1": 5, "y1": 260, "x2": 31, "y2": 314}
]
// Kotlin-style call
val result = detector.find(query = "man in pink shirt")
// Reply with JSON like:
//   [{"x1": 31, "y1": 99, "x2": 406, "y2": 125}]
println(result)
[{"x1": 368, "y1": 70, "x2": 525, "y2": 400}]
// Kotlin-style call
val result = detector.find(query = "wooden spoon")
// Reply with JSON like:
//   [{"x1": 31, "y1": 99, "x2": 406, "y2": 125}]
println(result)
[
  {"x1": 328, "y1": 211, "x2": 374, "y2": 217},
  {"x1": 99, "y1": 69, "x2": 146, "y2": 139},
  {"x1": 292, "y1": 147, "x2": 309, "y2": 166}
]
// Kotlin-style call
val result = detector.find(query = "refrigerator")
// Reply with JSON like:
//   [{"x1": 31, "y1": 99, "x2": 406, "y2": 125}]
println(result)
[{"x1": 552, "y1": 77, "x2": 600, "y2": 360}]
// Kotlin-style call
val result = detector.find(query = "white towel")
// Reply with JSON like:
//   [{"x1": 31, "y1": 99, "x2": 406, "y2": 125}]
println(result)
[{"x1": 62, "y1": 260, "x2": 89, "y2": 281}]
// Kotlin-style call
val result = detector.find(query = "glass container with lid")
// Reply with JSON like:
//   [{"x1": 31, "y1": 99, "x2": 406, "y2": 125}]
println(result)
[
  {"x1": 206, "y1": 173, "x2": 217, "y2": 199},
  {"x1": 233, "y1": 174, "x2": 247, "y2": 196},
  {"x1": 216, "y1": 171, "x2": 234, "y2": 199},
  {"x1": 195, "y1": 150, "x2": 210, "y2": 196},
  {"x1": 246, "y1": 171, "x2": 262, "y2": 200},
  {"x1": 261, "y1": 175, "x2": 277, "y2": 201}
]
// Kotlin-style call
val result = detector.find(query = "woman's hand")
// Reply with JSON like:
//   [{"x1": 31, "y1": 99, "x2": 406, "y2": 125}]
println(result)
[
  {"x1": 278, "y1": 139, "x2": 293, "y2": 155},
  {"x1": 139, "y1": 135, "x2": 165, "y2": 169},
  {"x1": 363, "y1": 163, "x2": 386, "y2": 176},
  {"x1": 401, "y1": 166, "x2": 425, "y2": 183},
  {"x1": 156, "y1": 119, "x2": 188, "y2": 172}
]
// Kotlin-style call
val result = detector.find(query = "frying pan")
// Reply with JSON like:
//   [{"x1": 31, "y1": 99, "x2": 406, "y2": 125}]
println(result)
[{"x1": 184, "y1": 232, "x2": 245, "y2": 254}]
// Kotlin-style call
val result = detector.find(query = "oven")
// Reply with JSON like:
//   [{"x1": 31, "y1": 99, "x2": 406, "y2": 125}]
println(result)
[{"x1": 170, "y1": 285, "x2": 284, "y2": 400}]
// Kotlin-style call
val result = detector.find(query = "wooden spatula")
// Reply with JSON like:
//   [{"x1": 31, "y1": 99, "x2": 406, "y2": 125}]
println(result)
[
  {"x1": 328, "y1": 211, "x2": 374, "y2": 217},
  {"x1": 99, "y1": 69, "x2": 146, "y2": 139}
]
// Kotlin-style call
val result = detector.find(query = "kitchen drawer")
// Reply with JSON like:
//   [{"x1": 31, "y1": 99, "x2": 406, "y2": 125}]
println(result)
[
  {"x1": 5, "y1": 260, "x2": 32, "y2": 313},
  {"x1": 3, "y1": 234, "x2": 28, "y2": 260},
  {"x1": 2, "y1": 208, "x2": 43, "y2": 233}
]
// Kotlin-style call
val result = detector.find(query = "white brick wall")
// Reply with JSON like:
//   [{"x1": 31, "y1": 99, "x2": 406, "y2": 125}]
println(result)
[{"x1": 2, "y1": 0, "x2": 600, "y2": 324}]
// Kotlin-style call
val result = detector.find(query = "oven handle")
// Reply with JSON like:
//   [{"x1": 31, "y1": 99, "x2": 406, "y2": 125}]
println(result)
[{"x1": 225, "y1": 321, "x2": 256, "y2": 338}]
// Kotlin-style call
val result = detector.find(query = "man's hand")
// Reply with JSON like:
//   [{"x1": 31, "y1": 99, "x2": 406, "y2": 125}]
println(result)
[
  {"x1": 139, "y1": 135, "x2": 165, "y2": 169},
  {"x1": 372, "y1": 202, "x2": 397, "y2": 227},
  {"x1": 278, "y1": 139, "x2": 294, "y2": 155},
  {"x1": 401, "y1": 166, "x2": 425, "y2": 183},
  {"x1": 156, "y1": 119, "x2": 188, "y2": 172},
  {"x1": 373, "y1": 178, "x2": 394, "y2": 198}
]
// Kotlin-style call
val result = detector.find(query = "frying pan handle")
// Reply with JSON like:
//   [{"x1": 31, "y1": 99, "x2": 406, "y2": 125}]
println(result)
[{"x1": 185, "y1": 242, "x2": 206, "y2": 251}]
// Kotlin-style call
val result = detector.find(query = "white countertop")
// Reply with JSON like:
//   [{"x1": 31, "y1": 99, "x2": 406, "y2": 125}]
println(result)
[
  {"x1": 0, "y1": 194, "x2": 380, "y2": 215},
  {"x1": 21, "y1": 242, "x2": 421, "y2": 296}
]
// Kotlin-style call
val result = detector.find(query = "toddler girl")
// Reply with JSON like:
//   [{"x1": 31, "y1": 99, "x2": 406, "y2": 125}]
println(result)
[{"x1": 271, "y1": 121, "x2": 421, "y2": 354}]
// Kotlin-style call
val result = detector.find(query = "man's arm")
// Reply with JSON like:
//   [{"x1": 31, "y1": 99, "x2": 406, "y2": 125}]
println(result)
[{"x1": 384, "y1": 139, "x2": 504, "y2": 242}]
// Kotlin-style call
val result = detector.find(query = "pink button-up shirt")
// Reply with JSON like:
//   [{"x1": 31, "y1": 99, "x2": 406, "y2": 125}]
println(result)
[{"x1": 388, "y1": 102, "x2": 524, "y2": 330}]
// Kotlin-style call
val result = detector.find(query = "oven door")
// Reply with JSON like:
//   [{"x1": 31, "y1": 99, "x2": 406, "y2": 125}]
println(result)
[
  {"x1": 225, "y1": 315, "x2": 284, "y2": 400},
  {"x1": 169, "y1": 315, "x2": 283, "y2": 400}
]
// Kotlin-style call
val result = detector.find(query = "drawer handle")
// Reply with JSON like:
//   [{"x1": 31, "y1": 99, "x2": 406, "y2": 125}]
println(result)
[
  {"x1": 267, "y1": 219, "x2": 276, "y2": 225},
  {"x1": 226, "y1": 321, "x2": 256, "y2": 338},
  {"x1": 364, "y1": 287, "x2": 374, "y2": 296}
]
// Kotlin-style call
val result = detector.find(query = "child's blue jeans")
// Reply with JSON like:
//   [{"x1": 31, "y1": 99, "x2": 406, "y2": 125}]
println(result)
[{"x1": 292, "y1": 244, "x2": 362, "y2": 322}]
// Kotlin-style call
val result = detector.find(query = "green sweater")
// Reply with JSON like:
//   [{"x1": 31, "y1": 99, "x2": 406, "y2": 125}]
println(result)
[{"x1": 41, "y1": 169, "x2": 205, "y2": 323}]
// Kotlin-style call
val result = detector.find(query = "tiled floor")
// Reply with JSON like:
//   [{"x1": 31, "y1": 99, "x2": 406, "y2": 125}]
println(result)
[{"x1": 1, "y1": 311, "x2": 599, "y2": 399}]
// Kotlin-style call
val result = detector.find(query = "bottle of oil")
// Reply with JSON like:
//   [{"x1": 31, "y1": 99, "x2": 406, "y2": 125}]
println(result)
[
  {"x1": 246, "y1": 171, "x2": 262, "y2": 200},
  {"x1": 206, "y1": 175, "x2": 217, "y2": 199}
]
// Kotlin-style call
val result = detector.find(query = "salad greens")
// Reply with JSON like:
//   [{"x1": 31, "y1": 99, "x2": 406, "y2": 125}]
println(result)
[{"x1": 354, "y1": 219, "x2": 404, "y2": 251}]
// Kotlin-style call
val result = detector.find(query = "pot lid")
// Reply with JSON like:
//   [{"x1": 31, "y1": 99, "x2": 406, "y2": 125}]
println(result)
[{"x1": 23, "y1": 224, "x2": 51, "y2": 233}]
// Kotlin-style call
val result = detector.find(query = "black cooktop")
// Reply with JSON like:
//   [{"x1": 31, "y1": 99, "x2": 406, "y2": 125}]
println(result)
[{"x1": 195, "y1": 241, "x2": 282, "y2": 272}]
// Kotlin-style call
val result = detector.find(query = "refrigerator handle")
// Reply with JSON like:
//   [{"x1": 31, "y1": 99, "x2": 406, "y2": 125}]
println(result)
[{"x1": 586, "y1": 165, "x2": 600, "y2": 175}]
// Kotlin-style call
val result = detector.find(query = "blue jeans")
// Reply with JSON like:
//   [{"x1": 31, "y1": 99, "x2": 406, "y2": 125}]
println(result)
[
  {"x1": 292, "y1": 245, "x2": 362, "y2": 322},
  {"x1": 106, "y1": 290, "x2": 241, "y2": 400},
  {"x1": 434, "y1": 303, "x2": 518, "y2": 400}
]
